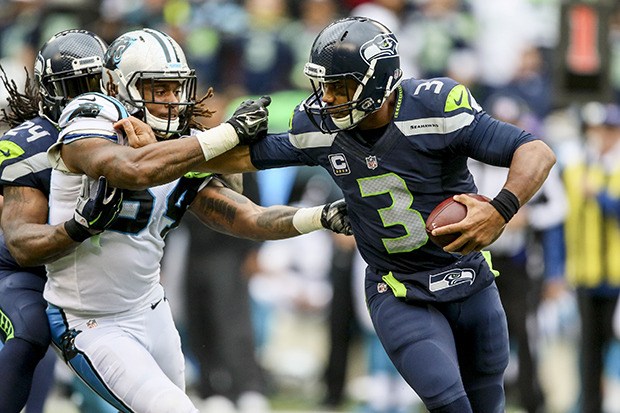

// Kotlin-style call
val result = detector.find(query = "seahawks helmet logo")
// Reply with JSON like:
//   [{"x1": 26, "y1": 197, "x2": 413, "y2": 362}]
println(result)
[{"x1": 360, "y1": 34, "x2": 398, "y2": 64}]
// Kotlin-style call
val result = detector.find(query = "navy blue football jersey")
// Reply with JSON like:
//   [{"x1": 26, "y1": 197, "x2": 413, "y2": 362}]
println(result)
[
  {"x1": 0, "y1": 116, "x2": 58, "y2": 274},
  {"x1": 250, "y1": 77, "x2": 537, "y2": 284}
]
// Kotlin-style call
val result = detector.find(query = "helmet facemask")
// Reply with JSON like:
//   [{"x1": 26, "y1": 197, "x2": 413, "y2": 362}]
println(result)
[
  {"x1": 305, "y1": 60, "x2": 398, "y2": 132},
  {"x1": 103, "y1": 28, "x2": 197, "y2": 139},
  {"x1": 34, "y1": 30, "x2": 107, "y2": 122},
  {"x1": 303, "y1": 17, "x2": 403, "y2": 134},
  {"x1": 127, "y1": 71, "x2": 197, "y2": 139}
]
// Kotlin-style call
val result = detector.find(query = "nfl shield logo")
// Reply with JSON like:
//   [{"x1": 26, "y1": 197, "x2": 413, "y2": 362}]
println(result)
[{"x1": 365, "y1": 155, "x2": 378, "y2": 170}]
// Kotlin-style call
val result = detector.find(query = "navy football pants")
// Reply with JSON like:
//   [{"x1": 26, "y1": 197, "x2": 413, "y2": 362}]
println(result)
[
  {"x1": 0, "y1": 271, "x2": 51, "y2": 413},
  {"x1": 366, "y1": 280, "x2": 509, "y2": 412}
]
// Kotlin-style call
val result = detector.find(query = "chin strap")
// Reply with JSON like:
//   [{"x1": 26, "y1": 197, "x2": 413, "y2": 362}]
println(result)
[
  {"x1": 331, "y1": 109, "x2": 368, "y2": 130},
  {"x1": 144, "y1": 107, "x2": 180, "y2": 138}
]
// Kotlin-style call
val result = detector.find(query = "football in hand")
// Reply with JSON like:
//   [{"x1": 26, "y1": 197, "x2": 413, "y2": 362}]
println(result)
[{"x1": 425, "y1": 194, "x2": 491, "y2": 248}]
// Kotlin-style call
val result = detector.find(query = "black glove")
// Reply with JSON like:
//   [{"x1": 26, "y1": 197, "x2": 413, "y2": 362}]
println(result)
[
  {"x1": 320, "y1": 198, "x2": 353, "y2": 236},
  {"x1": 226, "y1": 95, "x2": 271, "y2": 145},
  {"x1": 64, "y1": 176, "x2": 123, "y2": 242}
]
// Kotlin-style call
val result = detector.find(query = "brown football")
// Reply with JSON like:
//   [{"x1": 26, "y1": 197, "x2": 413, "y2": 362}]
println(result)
[{"x1": 425, "y1": 194, "x2": 491, "y2": 248}]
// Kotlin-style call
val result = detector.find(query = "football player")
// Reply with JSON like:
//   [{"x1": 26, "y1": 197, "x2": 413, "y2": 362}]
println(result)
[
  {"x1": 45, "y1": 28, "x2": 351, "y2": 413},
  {"x1": 0, "y1": 29, "x2": 120, "y2": 413},
  {"x1": 136, "y1": 17, "x2": 555, "y2": 413}
]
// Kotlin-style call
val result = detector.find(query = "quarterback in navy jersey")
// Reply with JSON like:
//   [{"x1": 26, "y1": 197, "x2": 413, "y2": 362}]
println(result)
[
  {"x1": 189, "y1": 17, "x2": 557, "y2": 413},
  {"x1": 252, "y1": 75, "x2": 536, "y2": 291},
  {"x1": 0, "y1": 30, "x2": 116, "y2": 413}
]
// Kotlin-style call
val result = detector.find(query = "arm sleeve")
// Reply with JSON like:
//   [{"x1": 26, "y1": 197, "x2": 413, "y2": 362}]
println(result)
[
  {"x1": 0, "y1": 118, "x2": 55, "y2": 192},
  {"x1": 48, "y1": 93, "x2": 129, "y2": 172},
  {"x1": 0, "y1": 152, "x2": 49, "y2": 190},
  {"x1": 250, "y1": 132, "x2": 314, "y2": 170},
  {"x1": 458, "y1": 112, "x2": 539, "y2": 167},
  {"x1": 59, "y1": 94, "x2": 128, "y2": 145}
]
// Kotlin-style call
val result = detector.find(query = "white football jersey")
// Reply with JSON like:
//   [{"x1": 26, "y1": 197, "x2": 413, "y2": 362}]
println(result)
[{"x1": 45, "y1": 92, "x2": 211, "y2": 315}]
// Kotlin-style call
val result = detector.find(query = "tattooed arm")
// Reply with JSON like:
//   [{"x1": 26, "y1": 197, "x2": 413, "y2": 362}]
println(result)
[
  {"x1": 189, "y1": 179, "x2": 302, "y2": 240},
  {"x1": 2, "y1": 186, "x2": 78, "y2": 266},
  {"x1": 190, "y1": 179, "x2": 353, "y2": 239}
]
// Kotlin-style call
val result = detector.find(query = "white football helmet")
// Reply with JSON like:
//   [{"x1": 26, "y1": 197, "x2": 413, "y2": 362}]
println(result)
[{"x1": 103, "y1": 28, "x2": 197, "y2": 138}]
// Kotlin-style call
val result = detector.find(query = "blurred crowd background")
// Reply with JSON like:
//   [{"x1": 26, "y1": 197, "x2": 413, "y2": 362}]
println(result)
[{"x1": 2, "y1": 0, "x2": 620, "y2": 412}]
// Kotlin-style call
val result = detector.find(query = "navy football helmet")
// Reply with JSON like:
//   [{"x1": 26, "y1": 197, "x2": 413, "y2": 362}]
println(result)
[
  {"x1": 103, "y1": 28, "x2": 197, "y2": 138},
  {"x1": 303, "y1": 17, "x2": 403, "y2": 133},
  {"x1": 34, "y1": 29, "x2": 107, "y2": 122}
]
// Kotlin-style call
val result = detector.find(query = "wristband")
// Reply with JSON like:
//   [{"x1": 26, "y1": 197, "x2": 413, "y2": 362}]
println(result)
[
  {"x1": 292, "y1": 206, "x2": 324, "y2": 234},
  {"x1": 64, "y1": 219, "x2": 95, "y2": 242},
  {"x1": 489, "y1": 188, "x2": 520, "y2": 223},
  {"x1": 195, "y1": 123, "x2": 239, "y2": 161}
]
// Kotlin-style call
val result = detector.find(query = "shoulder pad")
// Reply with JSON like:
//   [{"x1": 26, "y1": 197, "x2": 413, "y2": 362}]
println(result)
[
  {"x1": 50, "y1": 93, "x2": 129, "y2": 172},
  {"x1": 402, "y1": 77, "x2": 482, "y2": 116},
  {"x1": 58, "y1": 92, "x2": 129, "y2": 147},
  {"x1": 290, "y1": 97, "x2": 325, "y2": 134},
  {"x1": 59, "y1": 92, "x2": 128, "y2": 128}
]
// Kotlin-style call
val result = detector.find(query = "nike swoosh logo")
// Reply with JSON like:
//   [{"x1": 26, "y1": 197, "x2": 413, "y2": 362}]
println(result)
[
  {"x1": 244, "y1": 117, "x2": 262, "y2": 126},
  {"x1": 0, "y1": 149, "x2": 10, "y2": 157},
  {"x1": 453, "y1": 91, "x2": 464, "y2": 106},
  {"x1": 80, "y1": 96, "x2": 97, "y2": 102},
  {"x1": 151, "y1": 299, "x2": 163, "y2": 310}
]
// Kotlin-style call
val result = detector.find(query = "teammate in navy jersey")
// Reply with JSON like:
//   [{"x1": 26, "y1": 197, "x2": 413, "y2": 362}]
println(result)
[
  {"x1": 46, "y1": 28, "x2": 351, "y2": 413},
  {"x1": 156, "y1": 17, "x2": 555, "y2": 412},
  {"x1": 0, "y1": 29, "x2": 121, "y2": 413}
]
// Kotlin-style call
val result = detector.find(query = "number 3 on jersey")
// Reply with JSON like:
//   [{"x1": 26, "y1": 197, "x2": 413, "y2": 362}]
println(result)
[{"x1": 358, "y1": 173, "x2": 427, "y2": 253}]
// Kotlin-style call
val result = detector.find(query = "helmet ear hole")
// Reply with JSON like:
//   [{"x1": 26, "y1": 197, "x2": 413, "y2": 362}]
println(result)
[
  {"x1": 302, "y1": 17, "x2": 402, "y2": 133},
  {"x1": 35, "y1": 29, "x2": 108, "y2": 122}
]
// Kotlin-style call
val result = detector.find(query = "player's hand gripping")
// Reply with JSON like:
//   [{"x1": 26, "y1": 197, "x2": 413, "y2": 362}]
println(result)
[
  {"x1": 320, "y1": 199, "x2": 353, "y2": 236},
  {"x1": 114, "y1": 116, "x2": 157, "y2": 148},
  {"x1": 64, "y1": 176, "x2": 124, "y2": 242},
  {"x1": 436, "y1": 194, "x2": 506, "y2": 255},
  {"x1": 226, "y1": 96, "x2": 271, "y2": 145}
]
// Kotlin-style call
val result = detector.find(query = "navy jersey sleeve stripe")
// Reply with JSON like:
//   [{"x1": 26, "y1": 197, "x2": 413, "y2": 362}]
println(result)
[{"x1": 0, "y1": 152, "x2": 49, "y2": 183}]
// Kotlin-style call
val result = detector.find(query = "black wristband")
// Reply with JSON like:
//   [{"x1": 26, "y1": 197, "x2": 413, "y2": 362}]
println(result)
[
  {"x1": 64, "y1": 219, "x2": 95, "y2": 242},
  {"x1": 489, "y1": 188, "x2": 520, "y2": 223}
]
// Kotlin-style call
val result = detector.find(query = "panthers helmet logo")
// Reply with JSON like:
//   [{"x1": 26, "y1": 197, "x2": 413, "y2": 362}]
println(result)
[{"x1": 107, "y1": 37, "x2": 136, "y2": 68}]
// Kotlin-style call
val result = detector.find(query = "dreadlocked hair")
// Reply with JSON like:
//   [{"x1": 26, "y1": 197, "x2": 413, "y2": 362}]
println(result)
[
  {"x1": 188, "y1": 87, "x2": 216, "y2": 131},
  {"x1": 0, "y1": 65, "x2": 40, "y2": 128}
]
